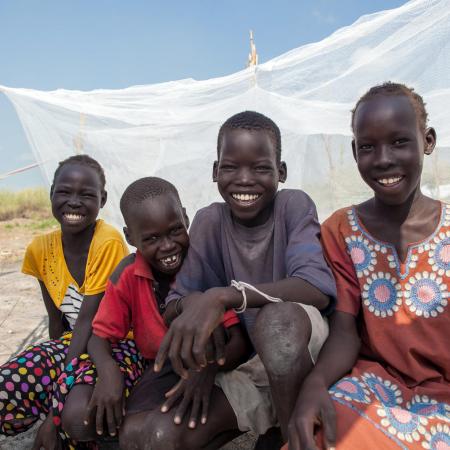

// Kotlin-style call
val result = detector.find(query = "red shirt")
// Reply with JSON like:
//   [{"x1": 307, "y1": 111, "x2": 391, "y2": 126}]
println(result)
[{"x1": 93, "y1": 252, "x2": 239, "y2": 360}]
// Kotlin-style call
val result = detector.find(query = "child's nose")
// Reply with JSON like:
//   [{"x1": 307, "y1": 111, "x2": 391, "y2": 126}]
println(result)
[
  {"x1": 67, "y1": 194, "x2": 81, "y2": 207},
  {"x1": 375, "y1": 145, "x2": 394, "y2": 168},
  {"x1": 236, "y1": 167, "x2": 254, "y2": 185},
  {"x1": 160, "y1": 236, "x2": 176, "y2": 251}
]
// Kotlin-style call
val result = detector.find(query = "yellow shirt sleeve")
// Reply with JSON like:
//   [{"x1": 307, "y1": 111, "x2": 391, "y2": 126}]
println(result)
[
  {"x1": 84, "y1": 238, "x2": 129, "y2": 296},
  {"x1": 21, "y1": 236, "x2": 44, "y2": 281}
]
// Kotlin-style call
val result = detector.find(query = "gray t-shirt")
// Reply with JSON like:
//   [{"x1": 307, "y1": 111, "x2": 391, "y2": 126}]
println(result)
[{"x1": 167, "y1": 189, "x2": 336, "y2": 333}]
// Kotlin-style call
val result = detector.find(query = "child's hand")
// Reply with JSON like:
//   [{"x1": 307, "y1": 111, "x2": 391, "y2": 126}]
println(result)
[
  {"x1": 155, "y1": 290, "x2": 226, "y2": 377},
  {"x1": 32, "y1": 413, "x2": 62, "y2": 450},
  {"x1": 160, "y1": 365, "x2": 219, "y2": 428},
  {"x1": 83, "y1": 364, "x2": 125, "y2": 437},
  {"x1": 288, "y1": 376, "x2": 336, "y2": 450}
]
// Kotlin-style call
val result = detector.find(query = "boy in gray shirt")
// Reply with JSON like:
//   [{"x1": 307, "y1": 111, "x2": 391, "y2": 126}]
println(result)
[{"x1": 143, "y1": 112, "x2": 336, "y2": 449}]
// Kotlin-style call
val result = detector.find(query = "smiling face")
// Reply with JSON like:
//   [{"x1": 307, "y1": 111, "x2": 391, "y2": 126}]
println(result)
[
  {"x1": 213, "y1": 128, "x2": 287, "y2": 227},
  {"x1": 352, "y1": 95, "x2": 436, "y2": 206},
  {"x1": 125, "y1": 194, "x2": 189, "y2": 276},
  {"x1": 51, "y1": 163, "x2": 106, "y2": 235}
]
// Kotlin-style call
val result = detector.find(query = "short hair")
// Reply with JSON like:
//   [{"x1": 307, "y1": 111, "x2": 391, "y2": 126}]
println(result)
[
  {"x1": 351, "y1": 82, "x2": 428, "y2": 133},
  {"x1": 217, "y1": 111, "x2": 282, "y2": 163},
  {"x1": 52, "y1": 154, "x2": 106, "y2": 190},
  {"x1": 120, "y1": 177, "x2": 181, "y2": 225}
]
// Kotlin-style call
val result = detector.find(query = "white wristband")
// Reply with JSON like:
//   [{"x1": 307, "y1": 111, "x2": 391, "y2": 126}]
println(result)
[{"x1": 230, "y1": 280, "x2": 283, "y2": 314}]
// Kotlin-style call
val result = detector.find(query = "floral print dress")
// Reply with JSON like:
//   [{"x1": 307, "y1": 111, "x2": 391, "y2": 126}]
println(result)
[{"x1": 318, "y1": 203, "x2": 450, "y2": 449}]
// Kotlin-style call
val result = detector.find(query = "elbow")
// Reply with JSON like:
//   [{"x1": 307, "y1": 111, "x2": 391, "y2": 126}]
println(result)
[{"x1": 316, "y1": 293, "x2": 331, "y2": 311}]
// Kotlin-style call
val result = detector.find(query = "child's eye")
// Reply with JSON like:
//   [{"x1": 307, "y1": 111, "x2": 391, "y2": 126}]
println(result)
[
  {"x1": 144, "y1": 236, "x2": 159, "y2": 243},
  {"x1": 170, "y1": 226, "x2": 184, "y2": 235},
  {"x1": 359, "y1": 144, "x2": 373, "y2": 152},
  {"x1": 219, "y1": 164, "x2": 236, "y2": 171},
  {"x1": 255, "y1": 166, "x2": 272, "y2": 173},
  {"x1": 393, "y1": 138, "x2": 408, "y2": 146}
]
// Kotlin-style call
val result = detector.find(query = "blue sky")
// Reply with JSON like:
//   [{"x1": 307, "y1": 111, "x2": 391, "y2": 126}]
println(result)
[{"x1": 0, "y1": 0, "x2": 405, "y2": 189}]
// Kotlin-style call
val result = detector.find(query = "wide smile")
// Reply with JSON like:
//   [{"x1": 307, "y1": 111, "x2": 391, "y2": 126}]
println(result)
[
  {"x1": 62, "y1": 212, "x2": 86, "y2": 225},
  {"x1": 231, "y1": 193, "x2": 261, "y2": 207},
  {"x1": 158, "y1": 252, "x2": 182, "y2": 270},
  {"x1": 375, "y1": 175, "x2": 404, "y2": 188}
]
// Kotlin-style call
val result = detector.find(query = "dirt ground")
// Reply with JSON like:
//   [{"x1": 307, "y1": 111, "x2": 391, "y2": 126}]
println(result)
[{"x1": 0, "y1": 219, "x2": 257, "y2": 449}]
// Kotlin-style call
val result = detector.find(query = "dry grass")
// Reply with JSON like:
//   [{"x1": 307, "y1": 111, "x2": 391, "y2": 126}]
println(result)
[{"x1": 0, "y1": 187, "x2": 52, "y2": 221}]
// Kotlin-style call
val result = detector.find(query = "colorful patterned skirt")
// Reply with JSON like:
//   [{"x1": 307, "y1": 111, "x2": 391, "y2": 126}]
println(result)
[{"x1": 0, "y1": 336, "x2": 145, "y2": 437}]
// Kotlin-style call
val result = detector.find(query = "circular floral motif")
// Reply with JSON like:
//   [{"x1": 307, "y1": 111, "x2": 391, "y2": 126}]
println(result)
[
  {"x1": 362, "y1": 272, "x2": 402, "y2": 317},
  {"x1": 330, "y1": 376, "x2": 370, "y2": 404},
  {"x1": 362, "y1": 373, "x2": 402, "y2": 407},
  {"x1": 422, "y1": 423, "x2": 450, "y2": 450},
  {"x1": 345, "y1": 235, "x2": 377, "y2": 277},
  {"x1": 408, "y1": 395, "x2": 450, "y2": 422},
  {"x1": 377, "y1": 405, "x2": 427, "y2": 442},
  {"x1": 404, "y1": 272, "x2": 448, "y2": 318},
  {"x1": 428, "y1": 232, "x2": 450, "y2": 277}
]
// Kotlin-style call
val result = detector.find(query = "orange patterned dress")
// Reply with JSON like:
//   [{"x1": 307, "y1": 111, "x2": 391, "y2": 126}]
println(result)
[{"x1": 286, "y1": 204, "x2": 449, "y2": 450}]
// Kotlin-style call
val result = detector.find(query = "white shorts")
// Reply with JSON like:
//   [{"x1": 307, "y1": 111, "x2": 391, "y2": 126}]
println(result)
[{"x1": 215, "y1": 303, "x2": 329, "y2": 435}]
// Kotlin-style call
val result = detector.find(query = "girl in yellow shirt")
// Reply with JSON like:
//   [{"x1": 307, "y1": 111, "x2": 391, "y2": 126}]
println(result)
[{"x1": 0, "y1": 155, "x2": 132, "y2": 448}]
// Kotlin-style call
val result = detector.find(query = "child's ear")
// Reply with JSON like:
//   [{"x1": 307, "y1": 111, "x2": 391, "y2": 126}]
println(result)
[
  {"x1": 352, "y1": 139, "x2": 357, "y2": 162},
  {"x1": 212, "y1": 161, "x2": 218, "y2": 182},
  {"x1": 100, "y1": 190, "x2": 107, "y2": 208},
  {"x1": 182, "y1": 207, "x2": 190, "y2": 229},
  {"x1": 278, "y1": 161, "x2": 287, "y2": 183},
  {"x1": 50, "y1": 184, "x2": 54, "y2": 199},
  {"x1": 123, "y1": 227, "x2": 134, "y2": 247},
  {"x1": 424, "y1": 127, "x2": 437, "y2": 155}
]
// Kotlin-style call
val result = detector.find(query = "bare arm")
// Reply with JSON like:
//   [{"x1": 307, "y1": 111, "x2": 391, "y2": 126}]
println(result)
[
  {"x1": 65, "y1": 292, "x2": 103, "y2": 363},
  {"x1": 155, "y1": 278, "x2": 330, "y2": 374},
  {"x1": 288, "y1": 311, "x2": 360, "y2": 450},
  {"x1": 213, "y1": 277, "x2": 330, "y2": 310},
  {"x1": 38, "y1": 281, "x2": 65, "y2": 340},
  {"x1": 85, "y1": 333, "x2": 125, "y2": 437}
]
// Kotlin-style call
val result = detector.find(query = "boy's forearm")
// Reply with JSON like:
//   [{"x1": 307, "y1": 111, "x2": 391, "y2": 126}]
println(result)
[
  {"x1": 88, "y1": 334, "x2": 116, "y2": 376},
  {"x1": 220, "y1": 325, "x2": 252, "y2": 371},
  {"x1": 213, "y1": 277, "x2": 330, "y2": 311}
]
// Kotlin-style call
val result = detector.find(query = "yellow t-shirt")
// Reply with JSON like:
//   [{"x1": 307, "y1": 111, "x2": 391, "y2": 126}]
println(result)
[{"x1": 22, "y1": 219, "x2": 129, "y2": 329}]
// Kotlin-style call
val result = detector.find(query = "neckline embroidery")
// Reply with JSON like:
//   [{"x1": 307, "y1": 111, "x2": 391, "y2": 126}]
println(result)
[{"x1": 346, "y1": 204, "x2": 449, "y2": 280}]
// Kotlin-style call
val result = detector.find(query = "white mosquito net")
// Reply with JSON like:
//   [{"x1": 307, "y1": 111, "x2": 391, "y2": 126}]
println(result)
[{"x1": 1, "y1": 0, "x2": 449, "y2": 228}]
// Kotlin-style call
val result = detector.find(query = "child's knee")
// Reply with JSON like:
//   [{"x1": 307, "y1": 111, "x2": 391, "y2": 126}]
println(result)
[
  {"x1": 61, "y1": 387, "x2": 95, "y2": 441},
  {"x1": 123, "y1": 412, "x2": 183, "y2": 450},
  {"x1": 253, "y1": 302, "x2": 312, "y2": 376}
]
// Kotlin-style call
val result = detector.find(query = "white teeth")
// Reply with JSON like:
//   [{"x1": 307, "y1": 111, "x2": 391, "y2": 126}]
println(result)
[
  {"x1": 232, "y1": 193, "x2": 260, "y2": 202},
  {"x1": 64, "y1": 213, "x2": 84, "y2": 221},
  {"x1": 160, "y1": 254, "x2": 180, "y2": 266},
  {"x1": 378, "y1": 176, "x2": 402, "y2": 186}
]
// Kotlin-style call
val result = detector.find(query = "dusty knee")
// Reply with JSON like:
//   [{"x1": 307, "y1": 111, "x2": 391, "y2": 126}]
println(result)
[
  {"x1": 61, "y1": 402, "x2": 96, "y2": 442},
  {"x1": 138, "y1": 414, "x2": 184, "y2": 450},
  {"x1": 61, "y1": 387, "x2": 96, "y2": 442},
  {"x1": 253, "y1": 302, "x2": 312, "y2": 376}
]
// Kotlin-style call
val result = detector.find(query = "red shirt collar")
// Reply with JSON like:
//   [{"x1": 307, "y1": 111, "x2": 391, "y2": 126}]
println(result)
[{"x1": 134, "y1": 251, "x2": 155, "y2": 280}]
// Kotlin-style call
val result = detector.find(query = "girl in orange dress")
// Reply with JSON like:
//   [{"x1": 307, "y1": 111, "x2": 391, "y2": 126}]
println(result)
[{"x1": 285, "y1": 83, "x2": 449, "y2": 450}]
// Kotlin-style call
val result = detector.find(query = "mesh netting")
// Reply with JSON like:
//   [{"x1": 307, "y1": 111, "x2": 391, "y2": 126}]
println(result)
[{"x1": 1, "y1": 0, "x2": 449, "y2": 227}]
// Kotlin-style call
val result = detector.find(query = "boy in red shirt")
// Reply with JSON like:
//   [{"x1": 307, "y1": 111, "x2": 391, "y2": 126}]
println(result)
[{"x1": 56, "y1": 177, "x2": 244, "y2": 445}]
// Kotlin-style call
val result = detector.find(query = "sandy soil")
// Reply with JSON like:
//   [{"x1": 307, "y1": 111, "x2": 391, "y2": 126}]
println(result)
[{"x1": 0, "y1": 219, "x2": 257, "y2": 449}]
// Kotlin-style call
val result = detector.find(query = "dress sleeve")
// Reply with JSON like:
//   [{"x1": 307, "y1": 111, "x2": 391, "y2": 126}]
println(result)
[
  {"x1": 21, "y1": 237, "x2": 42, "y2": 280},
  {"x1": 84, "y1": 239, "x2": 129, "y2": 296},
  {"x1": 321, "y1": 216, "x2": 361, "y2": 316},
  {"x1": 284, "y1": 192, "x2": 337, "y2": 312},
  {"x1": 92, "y1": 279, "x2": 130, "y2": 341}
]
